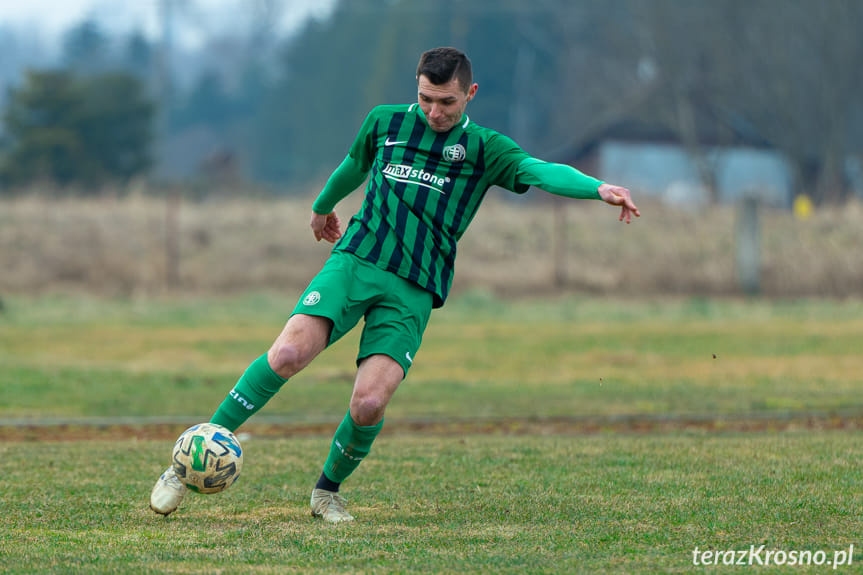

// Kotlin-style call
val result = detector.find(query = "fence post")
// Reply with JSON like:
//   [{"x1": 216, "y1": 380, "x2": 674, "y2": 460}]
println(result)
[
  {"x1": 165, "y1": 189, "x2": 180, "y2": 290},
  {"x1": 736, "y1": 194, "x2": 761, "y2": 295},
  {"x1": 552, "y1": 196, "x2": 567, "y2": 287}
]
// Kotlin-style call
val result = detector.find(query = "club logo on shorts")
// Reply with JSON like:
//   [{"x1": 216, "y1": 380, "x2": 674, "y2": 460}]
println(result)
[
  {"x1": 442, "y1": 144, "x2": 466, "y2": 163},
  {"x1": 303, "y1": 291, "x2": 321, "y2": 306}
]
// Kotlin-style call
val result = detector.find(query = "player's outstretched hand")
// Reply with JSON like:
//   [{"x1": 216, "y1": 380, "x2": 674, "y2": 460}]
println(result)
[
  {"x1": 598, "y1": 183, "x2": 641, "y2": 223},
  {"x1": 311, "y1": 211, "x2": 343, "y2": 243}
]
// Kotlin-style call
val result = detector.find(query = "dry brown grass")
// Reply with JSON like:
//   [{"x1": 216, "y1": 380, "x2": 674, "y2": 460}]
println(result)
[{"x1": 1, "y1": 191, "x2": 862, "y2": 298}]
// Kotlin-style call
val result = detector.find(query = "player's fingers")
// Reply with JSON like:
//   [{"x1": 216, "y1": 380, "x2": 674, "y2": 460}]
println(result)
[
  {"x1": 324, "y1": 219, "x2": 341, "y2": 241},
  {"x1": 621, "y1": 206, "x2": 636, "y2": 223},
  {"x1": 310, "y1": 215, "x2": 322, "y2": 241},
  {"x1": 325, "y1": 221, "x2": 341, "y2": 239},
  {"x1": 617, "y1": 192, "x2": 639, "y2": 221}
]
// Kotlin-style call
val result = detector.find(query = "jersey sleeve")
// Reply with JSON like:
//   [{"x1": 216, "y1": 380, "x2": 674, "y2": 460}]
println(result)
[
  {"x1": 311, "y1": 108, "x2": 382, "y2": 214},
  {"x1": 312, "y1": 154, "x2": 369, "y2": 214},
  {"x1": 347, "y1": 106, "x2": 382, "y2": 172},
  {"x1": 515, "y1": 157, "x2": 603, "y2": 200},
  {"x1": 482, "y1": 132, "x2": 532, "y2": 194}
]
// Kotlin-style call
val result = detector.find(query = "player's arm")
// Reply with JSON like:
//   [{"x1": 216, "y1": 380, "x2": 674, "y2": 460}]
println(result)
[
  {"x1": 516, "y1": 157, "x2": 602, "y2": 199},
  {"x1": 311, "y1": 107, "x2": 381, "y2": 242},
  {"x1": 516, "y1": 157, "x2": 640, "y2": 223},
  {"x1": 310, "y1": 154, "x2": 369, "y2": 242}
]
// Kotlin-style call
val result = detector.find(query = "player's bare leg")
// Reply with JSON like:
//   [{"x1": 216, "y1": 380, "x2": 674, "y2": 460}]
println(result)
[
  {"x1": 311, "y1": 354, "x2": 404, "y2": 523},
  {"x1": 151, "y1": 314, "x2": 331, "y2": 516}
]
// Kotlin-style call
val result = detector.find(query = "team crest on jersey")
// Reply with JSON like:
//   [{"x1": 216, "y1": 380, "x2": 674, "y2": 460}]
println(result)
[{"x1": 442, "y1": 144, "x2": 466, "y2": 163}]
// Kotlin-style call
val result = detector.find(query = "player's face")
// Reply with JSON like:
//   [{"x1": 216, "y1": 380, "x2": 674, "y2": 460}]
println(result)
[{"x1": 417, "y1": 75, "x2": 478, "y2": 133}]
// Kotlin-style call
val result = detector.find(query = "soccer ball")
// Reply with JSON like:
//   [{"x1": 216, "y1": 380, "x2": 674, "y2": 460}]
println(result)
[{"x1": 172, "y1": 423, "x2": 243, "y2": 494}]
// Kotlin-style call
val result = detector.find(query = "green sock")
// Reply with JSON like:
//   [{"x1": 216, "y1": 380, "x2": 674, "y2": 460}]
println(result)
[
  {"x1": 210, "y1": 354, "x2": 287, "y2": 432},
  {"x1": 322, "y1": 411, "x2": 383, "y2": 484}
]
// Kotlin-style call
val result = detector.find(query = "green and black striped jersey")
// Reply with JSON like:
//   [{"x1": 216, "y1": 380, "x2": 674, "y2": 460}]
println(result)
[{"x1": 332, "y1": 103, "x2": 531, "y2": 308}]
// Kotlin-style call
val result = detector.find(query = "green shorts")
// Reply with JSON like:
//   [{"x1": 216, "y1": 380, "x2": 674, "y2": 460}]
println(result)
[{"x1": 292, "y1": 250, "x2": 433, "y2": 377}]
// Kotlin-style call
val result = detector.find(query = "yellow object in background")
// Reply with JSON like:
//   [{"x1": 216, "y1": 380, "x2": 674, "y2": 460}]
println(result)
[{"x1": 793, "y1": 194, "x2": 813, "y2": 220}]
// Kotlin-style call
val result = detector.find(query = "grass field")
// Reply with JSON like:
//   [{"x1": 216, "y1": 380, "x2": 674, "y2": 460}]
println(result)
[
  {"x1": 2, "y1": 434, "x2": 861, "y2": 574},
  {"x1": 1, "y1": 294, "x2": 862, "y2": 573}
]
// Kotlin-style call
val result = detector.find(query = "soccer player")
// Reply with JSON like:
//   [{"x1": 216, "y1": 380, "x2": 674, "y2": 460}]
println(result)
[{"x1": 150, "y1": 47, "x2": 640, "y2": 523}]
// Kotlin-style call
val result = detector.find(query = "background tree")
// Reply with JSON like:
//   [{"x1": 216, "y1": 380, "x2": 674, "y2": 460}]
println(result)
[
  {"x1": 1, "y1": 71, "x2": 90, "y2": 186},
  {"x1": 80, "y1": 73, "x2": 155, "y2": 182},
  {"x1": 121, "y1": 30, "x2": 155, "y2": 81},
  {"x1": 173, "y1": 70, "x2": 235, "y2": 131},
  {"x1": 62, "y1": 19, "x2": 113, "y2": 75},
  {"x1": 1, "y1": 70, "x2": 154, "y2": 188},
  {"x1": 5, "y1": 0, "x2": 861, "y2": 200},
  {"x1": 251, "y1": 0, "x2": 536, "y2": 183},
  {"x1": 720, "y1": 0, "x2": 863, "y2": 204}
]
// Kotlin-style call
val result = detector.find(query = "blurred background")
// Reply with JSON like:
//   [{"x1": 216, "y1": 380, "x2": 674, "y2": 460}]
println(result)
[{"x1": 1, "y1": 0, "x2": 862, "y2": 299}]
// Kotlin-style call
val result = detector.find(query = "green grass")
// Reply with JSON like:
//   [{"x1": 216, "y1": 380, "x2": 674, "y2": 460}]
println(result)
[
  {"x1": 1, "y1": 294, "x2": 862, "y2": 573},
  {"x1": 1, "y1": 432, "x2": 861, "y2": 574},
  {"x1": 1, "y1": 293, "x2": 862, "y2": 422}
]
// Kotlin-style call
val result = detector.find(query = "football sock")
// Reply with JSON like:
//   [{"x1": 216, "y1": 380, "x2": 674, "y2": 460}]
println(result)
[
  {"x1": 210, "y1": 354, "x2": 287, "y2": 432},
  {"x1": 322, "y1": 410, "x2": 383, "y2": 484},
  {"x1": 315, "y1": 472, "x2": 341, "y2": 492}
]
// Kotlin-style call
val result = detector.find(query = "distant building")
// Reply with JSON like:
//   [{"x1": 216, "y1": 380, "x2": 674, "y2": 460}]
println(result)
[
  {"x1": 551, "y1": 88, "x2": 795, "y2": 208},
  {"x1": 584, "y1": 139, "x2": 792, "y2": 208}
]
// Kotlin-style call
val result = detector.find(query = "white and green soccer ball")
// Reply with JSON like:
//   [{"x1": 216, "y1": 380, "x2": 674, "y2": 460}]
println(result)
[{"x1": 172, "y1": 423, "x2": 244, "y2": 494}]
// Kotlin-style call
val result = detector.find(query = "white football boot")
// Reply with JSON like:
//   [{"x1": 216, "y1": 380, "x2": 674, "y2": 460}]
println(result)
[
  {"x1": 310, "y1": 488, "x2": 355, "y2": 523},
  {"x1": 149, "y1": 466, "x2": 188, "y2": 516}
]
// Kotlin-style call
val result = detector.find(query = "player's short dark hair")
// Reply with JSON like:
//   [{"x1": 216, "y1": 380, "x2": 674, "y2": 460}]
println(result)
[{"x1": 416, "y1": 47, "x2": 473, "y2": 93}]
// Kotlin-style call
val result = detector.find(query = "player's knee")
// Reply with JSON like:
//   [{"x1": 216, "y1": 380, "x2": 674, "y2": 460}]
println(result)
[
  {"x1": 350, "y1": 393, "x2": 387, "y2": 426},
  {"x1": 267, "y1": 342, "x2": 307, "y2": 378}
]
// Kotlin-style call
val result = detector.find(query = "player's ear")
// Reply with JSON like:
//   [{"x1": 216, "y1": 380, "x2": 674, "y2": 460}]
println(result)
[{"x1": 466, "y1": 82, "x2": 478, "y2": 102}]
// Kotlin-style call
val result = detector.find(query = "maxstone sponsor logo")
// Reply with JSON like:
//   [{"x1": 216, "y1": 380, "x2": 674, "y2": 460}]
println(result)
[{"x1": 382, "y1": 163, "x2": 451, "y2": 194}]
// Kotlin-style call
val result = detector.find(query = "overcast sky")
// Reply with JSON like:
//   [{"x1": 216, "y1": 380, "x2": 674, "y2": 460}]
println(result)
[{"x1": 0, "y1": 0, "x2": 337, "y2": 48}]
